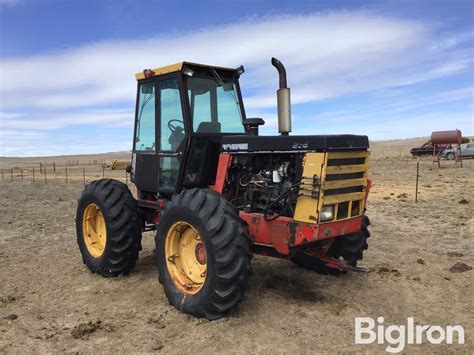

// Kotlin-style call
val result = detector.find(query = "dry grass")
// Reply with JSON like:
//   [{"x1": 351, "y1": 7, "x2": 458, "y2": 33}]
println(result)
[{"x1": 0, "y1": 141, "x2": 472, "y2": 354}]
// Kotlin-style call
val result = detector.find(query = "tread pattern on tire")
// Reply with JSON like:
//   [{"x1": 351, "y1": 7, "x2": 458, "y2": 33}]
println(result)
[
  {"x1": 76, "y1": 179, "x2": 142, "y2": 277},
  {"x1": 156, "y1": 188, "x2": 252, "y2": 320},
  {"x1": 292, "y1": 215, "x2": 370, "y2": 275}
]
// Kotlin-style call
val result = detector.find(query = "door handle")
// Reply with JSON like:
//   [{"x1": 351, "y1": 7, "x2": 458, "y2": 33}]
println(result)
[{"x1": 158, "y1": 151, "x2": 182, "y2": 157}]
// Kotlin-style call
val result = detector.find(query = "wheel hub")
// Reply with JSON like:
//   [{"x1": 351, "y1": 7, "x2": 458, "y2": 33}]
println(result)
[
  {"x1": 82, "y1": 203, "x2": 106, "y2": 258},
  {"x1": 195, "y1": 243, "x2": 206, "y2": 265},
  {"x1": 165, "y1": 221, "x2": 207, "y2": 295}
]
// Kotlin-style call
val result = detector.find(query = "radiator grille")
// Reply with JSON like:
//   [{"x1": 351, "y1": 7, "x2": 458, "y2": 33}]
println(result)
[
  {"x1": 293, "y1": 151, "x2": 369, "y2": 224},
  {"x1": 322, "y1": 151, "x2": 369, "y2": 221}
]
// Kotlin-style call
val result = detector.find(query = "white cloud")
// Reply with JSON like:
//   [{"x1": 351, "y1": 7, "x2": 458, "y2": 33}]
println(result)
[
  {"x1": 0, "y1": 10, "x2": 472, "y2": 156},
  {"x1": 0, "y1": 11, "x2": 447, "y2": 110}
]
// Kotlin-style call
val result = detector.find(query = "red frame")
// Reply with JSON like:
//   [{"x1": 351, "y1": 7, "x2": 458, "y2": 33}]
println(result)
[
  {"x1": 239, "y1": 212, "x2": 363, "y2": 254},
  {"x1": 209, "y1": 153, "x2": 232, "y2": 193},
  {"x1": 211, "y1": 152, "x2": 371, "y2": 255},
  {"x1": 141, "y1": 152, "x2": 372, "y2": 257}
]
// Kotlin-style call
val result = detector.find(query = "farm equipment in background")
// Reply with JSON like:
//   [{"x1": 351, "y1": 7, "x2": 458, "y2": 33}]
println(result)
[
  {"x1": 103, "y1": 160, "x2": 130, "y2": 170},
  {"x1": 76, "y1": 58, "x2": 372, "y2": 319}
]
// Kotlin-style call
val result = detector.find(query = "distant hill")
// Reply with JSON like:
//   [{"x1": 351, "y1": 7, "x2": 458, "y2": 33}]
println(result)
[
  {"x1": 370, "y1": 136, "x2": 430, "y2": 151},
  {"x1": 1, "y1": 136, "x2": 472, "y2": 167}
]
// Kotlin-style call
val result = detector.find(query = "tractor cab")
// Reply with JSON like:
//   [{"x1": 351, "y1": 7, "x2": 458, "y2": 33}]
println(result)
[{"x1": 132, "y1": 62, "x2": 255, "y2": 195}]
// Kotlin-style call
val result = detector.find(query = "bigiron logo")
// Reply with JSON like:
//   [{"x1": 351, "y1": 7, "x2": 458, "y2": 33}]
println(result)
[{"x1": 355, "y1": 317, "x2": 465, "y2": 353}]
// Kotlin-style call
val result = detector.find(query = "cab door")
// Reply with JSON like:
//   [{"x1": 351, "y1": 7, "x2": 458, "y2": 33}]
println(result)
[
  {"x1": 156, "y1": 76, "x2": 187, "y2": 194},
  {"x1": 132, "y1": 79, "x2": 159, "y2": 192}
]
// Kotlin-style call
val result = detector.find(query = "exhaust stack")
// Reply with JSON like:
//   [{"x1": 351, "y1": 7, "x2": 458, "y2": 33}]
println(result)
[{"x1": 271, "y1": 57, "x2": 291, "y2": 136}]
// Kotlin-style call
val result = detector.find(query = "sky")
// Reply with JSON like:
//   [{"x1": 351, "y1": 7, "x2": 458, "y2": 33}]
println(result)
[{"x1": 0, "y1": 0, "x2": 473, "y2": 157}]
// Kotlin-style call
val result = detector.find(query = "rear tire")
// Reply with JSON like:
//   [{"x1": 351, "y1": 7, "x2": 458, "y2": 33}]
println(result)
[
  {"x1": 292, "y1": 215, "x2": 370, "y2": 275},
  {"x1": 155, "y1": 188, "x2": 252, "y2": 320},
  {"x1": 76, "y1": 179, "x2": 142, "y2": 277}
]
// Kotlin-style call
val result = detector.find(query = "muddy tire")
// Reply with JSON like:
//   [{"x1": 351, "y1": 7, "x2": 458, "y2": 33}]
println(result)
[
  {"x1": 155, "y1": 188, "x2": 252, "y2": 320},
  {"x1": 76, "y1": 179, "x2": 142, "y2": 277},
  {"x1": 292, "y1": 215, "x2": 371, "y2": 275}
]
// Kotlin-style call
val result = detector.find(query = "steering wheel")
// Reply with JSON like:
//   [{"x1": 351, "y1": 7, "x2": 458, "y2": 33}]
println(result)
[{"x1": 167, "y1": 119, "x2": 184, "y2": 133}]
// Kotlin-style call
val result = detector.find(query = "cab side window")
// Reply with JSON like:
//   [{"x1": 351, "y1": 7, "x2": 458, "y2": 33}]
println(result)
[
  {"x1": 135, "y1": 82, "x2": 156, "y2": 151},
  {"x1": 160, "y1": 78, "x2": 185, "y2": 151},
  {"x1": 158, "y1": 78, "x2": 185, "y2": 190}
]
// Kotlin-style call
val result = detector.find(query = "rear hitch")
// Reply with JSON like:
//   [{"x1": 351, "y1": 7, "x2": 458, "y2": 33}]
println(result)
[{"x1": 318, "y1": 253, "x2": 373, "y2": 273}]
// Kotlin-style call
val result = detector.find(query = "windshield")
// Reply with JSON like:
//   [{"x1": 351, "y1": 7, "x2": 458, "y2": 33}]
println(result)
[{"x1": 186, "y1": 75, "x2": 245, "y2": 133}]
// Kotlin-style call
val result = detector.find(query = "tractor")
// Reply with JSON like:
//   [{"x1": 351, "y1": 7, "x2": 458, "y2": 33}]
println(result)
[{"x1": 76, "y1": 58, "x2": 372, "y2": 319}]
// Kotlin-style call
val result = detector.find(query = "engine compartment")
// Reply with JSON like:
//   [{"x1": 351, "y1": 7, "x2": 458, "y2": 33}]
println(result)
[{"x1": 223, "y1": 153, "x2": 304, "y2": 220}]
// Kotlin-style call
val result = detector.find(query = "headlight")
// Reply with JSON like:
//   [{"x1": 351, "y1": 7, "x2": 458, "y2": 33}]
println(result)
[{"x1": 320, "y1": 205, "x2": 334, "y2": 221}]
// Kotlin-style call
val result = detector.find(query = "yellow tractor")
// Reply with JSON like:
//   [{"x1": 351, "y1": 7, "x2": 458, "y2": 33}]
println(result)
[{"x1": 76, "y1": 58, "x2": 372, "y2": 319}]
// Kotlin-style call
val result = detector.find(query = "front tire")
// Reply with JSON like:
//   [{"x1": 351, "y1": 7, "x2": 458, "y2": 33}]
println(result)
[
  {"x1": 446, "y1": 152, "x2": 456, "y2": 160},
  {"x1": 155, "y1": 188, "x2": 252, "y2": 320},
  {"x1": 292, "y1": 215, "x2": 371, "y2": 275},
  {"x1": 76, "y1": 179, "x2": 142, "y2": 277}
]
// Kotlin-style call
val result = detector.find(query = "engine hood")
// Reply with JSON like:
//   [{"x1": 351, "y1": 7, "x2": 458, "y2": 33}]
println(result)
[{"x1": 220, "y1": 134, "x2": 369, "y2": 152}]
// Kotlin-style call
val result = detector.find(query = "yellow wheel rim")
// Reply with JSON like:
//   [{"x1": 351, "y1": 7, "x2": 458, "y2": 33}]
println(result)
[
  {"x1": 82, "y1": 203, "x2": 107, "y2": 258},
  {"x1": 165, "y1": 221, "x2": 207, "y2": 295}
]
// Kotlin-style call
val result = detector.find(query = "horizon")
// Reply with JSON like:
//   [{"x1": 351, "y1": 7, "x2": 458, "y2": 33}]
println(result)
[
  {"x1": 3, "y1": 134, "x2": 473, "y2": 159},
  {"x1": 1, "y1": 0, "x2": 473, "y2": 157}
]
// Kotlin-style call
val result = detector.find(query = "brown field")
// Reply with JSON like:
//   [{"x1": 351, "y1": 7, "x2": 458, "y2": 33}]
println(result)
[{"x1": 0, "y1": 140, "x2": 473, "y2": 354}]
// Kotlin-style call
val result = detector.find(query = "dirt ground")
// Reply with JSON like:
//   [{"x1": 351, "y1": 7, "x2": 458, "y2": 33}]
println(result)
[{"x1": 0, "y1": 154, "x2": 472, "y2": 354}]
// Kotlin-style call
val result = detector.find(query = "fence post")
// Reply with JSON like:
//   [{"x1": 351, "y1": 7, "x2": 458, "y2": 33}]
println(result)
[
  {"x1": 415, "y1": 157, "x2": 419, "y2": 204},
  {"x1": 65, "y1": 167, "x2": 68, "y2": 183},
  {"x1": 1, "y1": 168, "x2": 3, "y2": 181},
  {"x1": 11, "y1": 168, "x2": 13, "y2": 182},
  {"x1": 83, "y1": 168, "x2": 86, "y2": 186},
  {"x1": 20, "y1": 169, "x2": 23, "y2": 181},
  {"x1": 44, "y1": 168, "x2": 47, "y2": 183},
  {"x1": 39, "y1": 162, "x2": 42, "y2": 174},
  {"x1": 125, "y1": 169, "x2": 128, "y2": 185},
  {"x1": 102, "y1": 164, "x2": 105, "y2": 179},
  {"x1": 33, "y1": 168, "x2": 35, "y2": 182},
  {"x1": 53, "y1": 162, "x2": 56, "y2": 173}
]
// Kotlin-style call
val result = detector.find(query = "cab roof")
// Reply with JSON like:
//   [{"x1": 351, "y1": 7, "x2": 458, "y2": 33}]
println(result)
[{"x1": 135, "y1": 61, "x2": 236, "y2": 80}]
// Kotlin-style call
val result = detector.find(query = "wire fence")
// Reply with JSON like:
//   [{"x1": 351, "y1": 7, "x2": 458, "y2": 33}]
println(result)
[
  {"x1": 0, "y1": 163, "x2": 130, "y2": 186},
  {"x1": 0, "y1": 148, "x2": 415, "y2": 185},
  {"x1": 1, "y1": 159, "x2": 109, "y2": 168},
  {"x1": 369, "y1": 148, "x2": 411, "y2": 159}
]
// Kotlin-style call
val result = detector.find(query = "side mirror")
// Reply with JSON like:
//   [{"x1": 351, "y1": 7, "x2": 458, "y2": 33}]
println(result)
[{"x1": 243, "y1": 118, "x2": 265, "y2": 136}]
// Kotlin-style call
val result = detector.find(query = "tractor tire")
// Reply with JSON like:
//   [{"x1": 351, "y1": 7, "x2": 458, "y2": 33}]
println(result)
[
  {"x1": 76, "y1": 179, "x2": 142, "y2": 277},
  {"x1": 155, "y1": 188, "x2": 252, "y2": 320},
  {"x1": 292, "y1": 215, "x2": 371, "y2": 275}
]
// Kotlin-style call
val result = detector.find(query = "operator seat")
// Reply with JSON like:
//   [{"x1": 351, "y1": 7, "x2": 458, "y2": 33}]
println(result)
[
  {"x1": 196, "y1": 122, "x2": 221, "y2": 134},
  {"x1": 169, "y1": 126, "x2": 185, "y2": 151}
]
